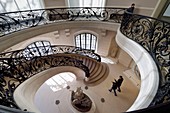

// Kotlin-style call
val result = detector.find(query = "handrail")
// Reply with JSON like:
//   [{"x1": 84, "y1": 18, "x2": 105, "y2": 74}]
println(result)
[
  {"x1": 0, "y1": 45, "x2": 101, "y2": 109},
  {"x1": 0, "y1": 7, "x2": 169, "y2": 113},
  {"x1": 120, "y1": 11, "x2": 170, "y2": 106},
  {"x1": 116, "y1": 29, "x2": 159, "y2": 111},
  {"x1": 0, "y1": 54, "x2": 90, "y2": 109},
  {"x1": 0, "y1": 45, "x2": 101, "y2": 62},
  {"x1": 0, "y1": 7, "x2": 126, "y2": 37}
]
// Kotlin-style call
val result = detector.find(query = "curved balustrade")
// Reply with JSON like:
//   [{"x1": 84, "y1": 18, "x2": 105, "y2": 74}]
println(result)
[
  {"x1": 0, "y1": 7, "x2": 126, "y2": 37},
  {"x1": 120, "y1": 12, "x2": 170, "y2": 106},
  {"x1": 0, "y1": 7, "x2": 169, "y2": 113},
  {"x1": 0, "y1": 55, "x2": 89, "y2": 109},
  {"x1": 0, "y1": 45, "x2": 100, "y2": 109},
  {"x1": 51, "y1": 45, "x2": 101, "y2": 62},
  {"x1": 0, "y1": 45, "x2": 101, "y2": 62}
]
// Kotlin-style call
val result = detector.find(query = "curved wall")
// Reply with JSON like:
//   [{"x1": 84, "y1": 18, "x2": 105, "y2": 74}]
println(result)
[
  {"x1": 116, "y1": 29, "x2": 159, "y2": 111},
  {"x1": 1, "y1": 20, "x2": 160, "y2": 112},
  {"x1": 0, "y1": 21, "x2": 119, "y2": 56},
  {"x1": 14, "y1": 66, "x2": 86, "y2": 113}
]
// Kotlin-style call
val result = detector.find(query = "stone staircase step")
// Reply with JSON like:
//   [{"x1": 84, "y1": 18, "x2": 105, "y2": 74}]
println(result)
[
  {"x1": 88, "y1": 64, "x2": 104, "y2": 80},
  {"x1": 84, "y1": 63, "x2": 109, "y2": 86},
  {"x1": 89, "y1": 61, "x2": 96, "y2": 73},
  {"x1": 63, "y1": 54, "x2": 109, "y2": 86},
  {"x1": 90, "y1": 63, "x2": 101, "y2": 76}
]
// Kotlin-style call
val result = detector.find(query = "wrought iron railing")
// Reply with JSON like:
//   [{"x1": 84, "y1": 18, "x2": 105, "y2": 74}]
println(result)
[
  {"x1": 0, "y1": 45, "x2": 102, "y2": 109},
  {"x1": 0, "y1": 7, "x2": 169, "y2": 113},
  {"x1": 0, "y1": 55, "x2": 90, "y2": 109},
  {"x1": 120, "y1": 11, "x2": 170, "y2": 106},
  {"x1": 0, "y1": 45, "x2": 101, "y2": 62},
  {"x1": 0, "y1": 7, "x2": 126, "y2": 37}
]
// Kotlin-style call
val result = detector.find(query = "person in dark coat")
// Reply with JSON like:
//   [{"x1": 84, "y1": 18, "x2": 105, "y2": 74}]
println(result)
[
  {"x1": 115, "y1": 76, "x2": 124, "y2": 92},
  {"x1": 109, "y1": 81, "x2": 118, "y2": 96},
  {"x1": 122, "y1": 3, "x2": 135, "y2": 29},
  {"x1": 126, "y1": 3, "x2": 135, "y2": 13}
]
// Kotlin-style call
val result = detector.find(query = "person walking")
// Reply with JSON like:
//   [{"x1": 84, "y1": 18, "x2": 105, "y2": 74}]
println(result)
[
  {"x1": 115, "y1": 76, "x2": 124, "y2": 92},
  {"x1": 109, "y1": 81, "x2": 118, "y2": 96}
]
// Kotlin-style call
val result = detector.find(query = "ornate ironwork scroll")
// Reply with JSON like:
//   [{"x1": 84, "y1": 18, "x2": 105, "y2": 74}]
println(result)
[
  {"x1": 0, "y1": 55, "x2": 89, "y2": 109},
  {"x1": 51, "y1": 45, "x2": 101, "y2": 62},
  {"x1": 0, "y1": 45, "x2": 101, "y2": 62},
  {"x1": 120, "y1": 12, "x2": 170, "y2": 105},
  {"x1": 0, "y1": 7, "x2": 126, "y2": 37}
]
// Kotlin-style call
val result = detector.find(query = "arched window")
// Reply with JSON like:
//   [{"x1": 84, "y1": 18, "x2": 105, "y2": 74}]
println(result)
[
  {"x1": 75, "y1": 33, "x2": 97, "y2": 51},
  {"x1": 0, "y1": 0, "x2": 44, "y2": 13},
  {"x1": 22, "y1": 41, "x2": 53, "y2": 59}
]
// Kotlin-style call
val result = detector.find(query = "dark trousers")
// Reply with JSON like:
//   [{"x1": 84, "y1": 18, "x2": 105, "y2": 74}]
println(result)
[
  {"x1": 117, "y1": 86, "x2": 121, "y2": 92},
  {"x1": 109, "y1": 88, "x2": 117, "y2": 96}
]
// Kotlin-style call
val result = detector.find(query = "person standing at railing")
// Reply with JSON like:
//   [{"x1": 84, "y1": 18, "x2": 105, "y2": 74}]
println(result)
[
  {"x1": 126, "y1": 3, "x2": 135, "y2": 13},
  {"x1": 122, "y1": 3, "x2": 135, "y2": 29}
]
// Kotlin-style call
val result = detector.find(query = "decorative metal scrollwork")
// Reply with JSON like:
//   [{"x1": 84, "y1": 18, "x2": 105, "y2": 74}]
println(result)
[
  {"x1": 0, "y1": 44, "x2": 102, "y2": 109},
  {"x1": 120, "y1": 12, "x2": 170, "y2": 105},
  {"x1": 0, "y1": 54, "x2": 90, "y2": 108},
  {"x1": 0, "y1": 7, "x2": 126, "y2": 37},
  {"x1": 0, "y1": 45, "x2": 101, "y2": 62}
]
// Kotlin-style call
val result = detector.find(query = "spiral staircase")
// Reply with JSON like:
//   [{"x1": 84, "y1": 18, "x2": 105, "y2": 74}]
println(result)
[{"x1": 0, "y1": 4, "x2": 169, "y2": 113}]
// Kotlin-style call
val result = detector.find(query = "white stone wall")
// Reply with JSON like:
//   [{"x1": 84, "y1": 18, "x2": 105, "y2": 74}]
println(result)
[
  {"x1": 1, "y1": 21, "x2": 119, "y2": 57},
  {"x1": 116, "y1": 28, "x2": 159, "y2": 111}
]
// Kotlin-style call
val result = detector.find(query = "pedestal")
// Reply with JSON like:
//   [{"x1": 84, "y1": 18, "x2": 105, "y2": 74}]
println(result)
[{"x1": 69, "y1": 91, "x2": 96, "y2": 113}]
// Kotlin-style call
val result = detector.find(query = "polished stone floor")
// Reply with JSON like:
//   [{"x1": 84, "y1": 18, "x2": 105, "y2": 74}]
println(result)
[{"x1": 34, "y1": 58, "x2": 139, "y2": 113}]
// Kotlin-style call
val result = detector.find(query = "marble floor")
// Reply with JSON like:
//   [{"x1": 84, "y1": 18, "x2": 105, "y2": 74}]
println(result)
[{"x1": 34, "y1": 58, "x2": 139, "y2": 113}]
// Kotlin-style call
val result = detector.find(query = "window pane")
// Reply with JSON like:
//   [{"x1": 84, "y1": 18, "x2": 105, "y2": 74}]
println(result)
[
  {"x1": 76, "y1": 41, "x2": 80, "y2": 47},
  {"x1": 86, "y1": 34, "x2": 91, "y2": 49},
  {"x1": 43, "y1": 41, "x2": 50, "y2": 46},
  {"x1": 163, "y1": 4, "x2": 170, "y2": 16},
  {"x1": 83, "y1": 0, "x2": 91, "y2": 7},
  {"x1": 68, "y1": 0, "x2": 80, "y2": 7},
  {"x1": 0, "y1": 3, "x2": 6, "y2": 13},
  {"x1": 23, "y1": 41, "x2": 52, "y2": 58},
  {"x1": 28, "y1": 44, "x2": 35, "y2": 48},
  {"x1": 36, "y1": 41, "x2": 43, "y2": 47},
  {"x1": 75, "y1": 35, "x2": 80, "y2": 47},
  {"x1": 92, "y1": 0, "x2": 105, "y2": 7},
  {"x1": 0, "y1": 0, "x2": 44, "y2": 13},
  {"x1": 91, "y1": 35, "x2": 96, "y2": 50},
  {"x1": 75, "y1": 33, "x2": 97, "y2": 51},
  {"x1": 16, "y1": 0, "x2": 30, "y2": 11},
  {"x1": 67, "y1": 0, "x2": 105, "y2": 7},
  {"x1": 29, "y1": 0, "x2": 44, "y2": 10},
  {"x1": 81, "y1": 34, "x2": 85, "y2": 49},
  {"x1": 1, "y1": 0, "x2": 18, "y2": 12}
]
